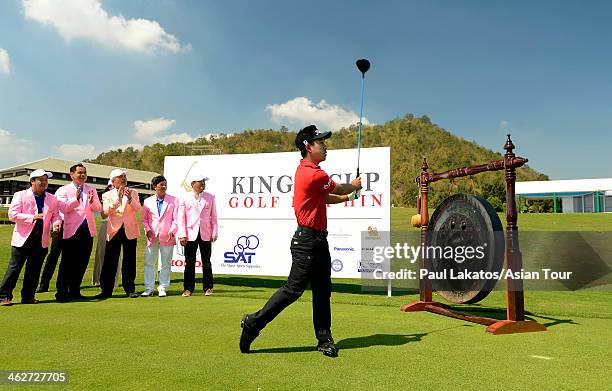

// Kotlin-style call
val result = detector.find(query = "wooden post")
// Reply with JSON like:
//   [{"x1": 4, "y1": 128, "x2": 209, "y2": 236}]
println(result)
[
  {"x1": 503, "y1": 134, "x2": 525, "y2": 321},
  {"x1": 419, "y1": 157, "x2": 432, "y2": 302}
]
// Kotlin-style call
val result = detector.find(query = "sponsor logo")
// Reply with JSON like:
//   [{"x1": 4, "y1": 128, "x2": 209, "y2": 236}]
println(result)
[
  {"x1": 171, "y1": 260, "x2": 202, "y2": 268},
  {"x1": 358, "y1": 261, "x2": 377, "y2": 273},
  {"x1": 331, "y1": 259, "x2": 343, "y2": 272},
  {"x1": 367, "y1": 226, "x2": 381, "y2": 239},
  {"x1": 323, "y1": 177, "x2": 333, "y2": 190},
  {"x1": 224, "y1": 235, "x2": 260, "y2": 263},
  {"x1": 333, "y1": 246, "x2": 355, "y2": 252}
]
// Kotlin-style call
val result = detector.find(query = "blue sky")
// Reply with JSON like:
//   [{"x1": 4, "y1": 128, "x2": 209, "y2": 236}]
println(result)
[{"x1": 0, "y1": 0, "x2": 611, "y2": 179}]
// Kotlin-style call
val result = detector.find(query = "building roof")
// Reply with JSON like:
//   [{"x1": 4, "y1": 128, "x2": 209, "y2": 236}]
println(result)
[
  {"x1": 0, "y1": 175, "x2": 113, "y2": 190},
  {"x1": 516, "y1": 178, "x2": 612, "y2": 197},
  {"x1": 0, "y1": 157, "x2": 159, "y2": 184}
]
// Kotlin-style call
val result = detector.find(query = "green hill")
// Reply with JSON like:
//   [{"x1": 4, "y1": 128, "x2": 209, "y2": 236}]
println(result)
[{"x1": 87, "y1": 113, "x2": 546, "y2": 208}]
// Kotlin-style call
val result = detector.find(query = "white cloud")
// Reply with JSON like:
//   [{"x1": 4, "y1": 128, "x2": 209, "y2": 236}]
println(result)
[
  {"x1": 22, "y1": 0, "x2": 190, "y2": 54},
  {"x1": 53, "y1": 144, "x2": 98, "y2": 160},
  {"x1": 266, "y1": 97, "x2": 370, "y2": 130},
  {"x1": 154, "y1": 133, "x2": 198, "y2": 144},
  {"x1": 0, "y1": 128, "x2": 36, "y2": 168},
  {"x1": 53, "y1": 142, "x2": 146, "y2": 161},
  {"x1": 499, "y1": 120, "x2": 511, "y2": 130},
  {"x1": 0, "y1": 48, "x2": 10, "y2": 75},
  {"x1": 48, "y1": 118, "x2": 202, "y2": 162},
  {"x1": 133, "y1": 117, "x2": 201, "y2": 144},
  {"x1": 0, "y1": 129, "x2": 30, "y2": 148},
  {"x1": 134, "y1": 117, "x2": 176, "y2": 141}
]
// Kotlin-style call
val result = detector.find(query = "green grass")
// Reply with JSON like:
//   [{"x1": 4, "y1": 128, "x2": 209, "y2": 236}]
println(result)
[
  {"x1": 391, "y1": 207, "x2": 612, "y2": 231},
  {"x1": 1, "y1": 209, "x2": 611, "y2": 390}
]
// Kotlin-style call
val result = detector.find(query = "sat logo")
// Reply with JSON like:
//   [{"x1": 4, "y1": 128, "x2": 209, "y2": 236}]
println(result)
[{"x1": 224, "y1": 235, "x2": 260, "y2": 263}]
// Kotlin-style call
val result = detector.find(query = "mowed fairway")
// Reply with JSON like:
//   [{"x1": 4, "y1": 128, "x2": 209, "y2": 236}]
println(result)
[{"x1": 1, "y1": 209, "x2": 611, "y2": 390}]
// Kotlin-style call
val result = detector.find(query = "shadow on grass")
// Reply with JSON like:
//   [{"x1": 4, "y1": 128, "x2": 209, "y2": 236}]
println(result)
[
  {"x1": 428, "y1": 304, "x2": 577, "y2": 328},
  {"x1": 337, "y1": 333, "x2": 427, "y2": 349},
  {"x1": 532, "y1": 314, "x2": 579, "y2": 327},
  {"x1": 211, "y1": 276, "x2": 419, "y2": 295},
  {"x1": 208, "y1": 289, "x2": 267, "y2": 294},
  {"x1": 253, "y1": 333, "x2": 425, "y2": 354},
  {"x1": 252, "y1": 324, "x2": 480, "y2": 353},
  {"x1": 253, "y1": 325, "x2": 472, "y2": 354},
  {"x1": 81, "y1": 276, "x2": 420, "y2": 296}
]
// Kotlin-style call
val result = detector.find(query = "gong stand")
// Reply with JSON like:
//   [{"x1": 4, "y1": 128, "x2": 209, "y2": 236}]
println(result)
[{"x1": 401, "y1": 135, "x2": 547, "y2": 334}]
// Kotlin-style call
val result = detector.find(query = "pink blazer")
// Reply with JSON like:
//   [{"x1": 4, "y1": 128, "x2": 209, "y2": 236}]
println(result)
[
  {"x1": 178, "y1": 192, "x2": 218, "y2": 241},
  {"x1": 142, "y1": 194, "x2": 178, "y2": 247},
  {"x1": 102, "y1": 188, "x2": 142, "y2": 241},
  {"x1": 55, "y1": 183, "x2": 102, "y2": 239},
  {"x1": 8, "y1": 189, "x2": 61, "y2": 249}
]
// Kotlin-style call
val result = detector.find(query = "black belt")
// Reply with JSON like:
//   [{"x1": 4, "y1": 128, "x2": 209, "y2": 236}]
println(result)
[{"x1": 296, "y1": 225, "x2": 328, "y2": 239}]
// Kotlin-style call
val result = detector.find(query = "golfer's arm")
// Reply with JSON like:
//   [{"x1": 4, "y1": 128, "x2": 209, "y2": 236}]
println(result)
[
  {"x1": 325, "y1": 193, "x2": 348, "y2": 204},
  {"x1": 332, "y1": 183, "x2": 357, "y2": 195}
]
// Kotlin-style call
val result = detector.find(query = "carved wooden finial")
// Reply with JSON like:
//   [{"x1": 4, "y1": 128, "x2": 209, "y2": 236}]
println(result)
[
  {"x1": 504, "y1": 134, "x2": 515, "y2": 155},
  {"x1": 421, "y1": 157, "x2": 428, "y2": 171}
]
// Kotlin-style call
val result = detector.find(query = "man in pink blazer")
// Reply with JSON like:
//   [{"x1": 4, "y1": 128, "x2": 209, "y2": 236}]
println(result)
[
  {"x1": 54, "y1": 163, "x2": 102, "y2": 301},
  {"x1": 97, "y1": 169, "x2": 142, "y2": 299},
  {"x1": 0, "y1": 169, "x2": 61, "y2": 306},
  {"x1": 141, "y1": 175, "x2": 178, "y2": 297},
  {"x1": 178, "y1": 172, "x2": 218, "y2": 297}
]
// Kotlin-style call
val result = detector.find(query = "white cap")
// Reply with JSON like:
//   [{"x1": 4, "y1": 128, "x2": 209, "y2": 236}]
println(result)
[
  {"x1": 109, "y1": 169, "x2": 127, "y2": 181},
  {"x1": 29, "y1": 169, "x2": 53, "y2": 180},
  {"x1": 187, "y1": 172, "x2": 209, "y2": 183}
]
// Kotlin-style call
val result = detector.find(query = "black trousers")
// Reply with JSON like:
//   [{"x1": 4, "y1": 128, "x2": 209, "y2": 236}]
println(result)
[
  {"x1": 0, "y1": 230, "x2": 47, "y2": 301},
  {"x1": 38, "y1": 224, "x2": 63, "y2": 290},
  {"x1": 251, "y1": 229, "x2": 332, "y2": 341},
  {"x1": 100, "y1": 226, "x2": 137, "y2": 295},
  {"x1": 184, "y1": 234, "x2": 213, "y2": 291},
  {"x1": 55, "y1": 222, "x2": 93, "y2": 299}
]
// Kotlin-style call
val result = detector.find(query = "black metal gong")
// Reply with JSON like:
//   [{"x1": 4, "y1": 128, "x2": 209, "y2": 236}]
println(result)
[{"x1": 426, "y1": 194, "x2": 504, "y2": 304}]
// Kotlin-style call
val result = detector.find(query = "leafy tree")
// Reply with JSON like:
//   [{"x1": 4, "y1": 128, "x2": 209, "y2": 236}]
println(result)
[{"x1": 87, "y1": 114, "x2": 547, "y2": 207}]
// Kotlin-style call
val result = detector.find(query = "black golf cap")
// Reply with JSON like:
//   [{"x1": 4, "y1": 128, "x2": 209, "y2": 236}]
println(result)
[{"x1": 294, "y1": 125, "x2": 332, "y2": 150}]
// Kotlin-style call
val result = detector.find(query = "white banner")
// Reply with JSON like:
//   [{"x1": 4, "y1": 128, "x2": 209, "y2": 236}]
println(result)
[{"x1": 163, "y1": 147, "x2": 390, "y2": 279}]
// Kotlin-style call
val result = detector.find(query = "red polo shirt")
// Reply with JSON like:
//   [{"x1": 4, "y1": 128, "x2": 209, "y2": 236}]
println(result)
[{"x1": 293, "y1": 159, "x2": 337, "y2": 231}]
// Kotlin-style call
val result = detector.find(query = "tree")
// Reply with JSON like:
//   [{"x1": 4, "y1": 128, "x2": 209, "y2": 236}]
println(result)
[{"x1": 87, "y1": 113, "x2": 548, "y2": 207}]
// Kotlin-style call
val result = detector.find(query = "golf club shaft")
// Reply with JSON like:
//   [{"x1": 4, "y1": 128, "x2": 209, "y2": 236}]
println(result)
[{"x1": 357, "y1": 74, "x2": 365, "y2": 178}]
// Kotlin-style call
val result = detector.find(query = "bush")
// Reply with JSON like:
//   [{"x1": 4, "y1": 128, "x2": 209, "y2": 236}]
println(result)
[{"x1": 487, "y1": 196, "x2": 504, "y2": 212}]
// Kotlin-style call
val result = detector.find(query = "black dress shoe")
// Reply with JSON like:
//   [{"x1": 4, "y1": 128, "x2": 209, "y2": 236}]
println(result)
[
  {"x1": 127, "y1": 292, "x2": 139, "y2": 298},
  {"x1": 70, "y1": 294, "x2": 89, "y2": 301},
  {"x1": 21, "y1": 298, "x2": 40, "y2": 305},
  {"x1": 94, "y1": 293, "x2": 111, "y2": 300},
  {"x1": 240, "y1": 314, "x2": 260, "y2": 353},
  {"x1": 316, "y1": 339, "x2": 338, "y2": 357}
]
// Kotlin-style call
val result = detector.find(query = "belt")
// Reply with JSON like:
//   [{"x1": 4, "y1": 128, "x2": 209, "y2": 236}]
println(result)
[{"x1": 296, "y1": 225, "x2": 328, "y2": 239}]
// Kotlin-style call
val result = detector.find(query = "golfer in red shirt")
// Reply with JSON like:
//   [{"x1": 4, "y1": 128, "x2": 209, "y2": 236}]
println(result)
[{"x1": 240, "y1": 125, "x2": 362, "y2": 357}]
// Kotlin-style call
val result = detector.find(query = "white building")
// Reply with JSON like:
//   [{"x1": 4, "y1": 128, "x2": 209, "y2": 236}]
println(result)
[
  {"x1": 516, "y1": 178, "x2": 612, "y2": 213},
  {"x1": 0, "y1": 158, "x2": 159, "y2": 207}
]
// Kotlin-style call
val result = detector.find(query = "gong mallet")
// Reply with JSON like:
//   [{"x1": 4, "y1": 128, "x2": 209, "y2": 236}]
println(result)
[{"x1": 355, "y1": 58, "x2": 371, "y2": 198}]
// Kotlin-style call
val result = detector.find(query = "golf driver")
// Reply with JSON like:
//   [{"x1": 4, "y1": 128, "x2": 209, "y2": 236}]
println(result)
[{"x1": 355, "y1": 58, "x2": 371, "y2": 198}]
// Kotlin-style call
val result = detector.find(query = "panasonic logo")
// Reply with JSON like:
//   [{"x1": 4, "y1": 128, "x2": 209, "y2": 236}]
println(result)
[{"x1": 334, "y1": 247, "x2": 355, "y2": 252}]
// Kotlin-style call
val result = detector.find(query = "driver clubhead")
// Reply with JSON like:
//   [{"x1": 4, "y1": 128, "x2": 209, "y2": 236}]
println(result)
[{"x1": 356, "y1": 58, "x2": 371, "y2": 75}]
